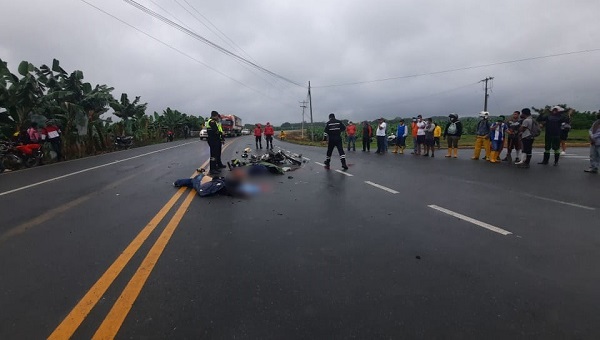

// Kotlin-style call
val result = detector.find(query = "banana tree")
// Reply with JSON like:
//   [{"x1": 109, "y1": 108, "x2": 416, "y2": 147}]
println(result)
[
  {"x1": 110, "y1": 93, "x2": 147, "y2": 136},
  {"x1": 0, "y1": 59, "x2": 46, "y2": 133},
  {"x1": 80, "y1": 84, "x2": 114, "y2": 153}
]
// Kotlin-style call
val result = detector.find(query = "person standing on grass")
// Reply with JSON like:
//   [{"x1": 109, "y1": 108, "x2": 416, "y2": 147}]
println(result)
[
  {"x1": 433, "y1": 122, "x2": 442, "y2": 149},
  {"x1": 516, "y1": 108, "x2": 535, "y2": 168},
  {"x1": 537, "y1": 106, "x2": 569, "y2": 166},
  {"x1": 375, "y1": 118, "x2": 387, "y2": 154},
  {"x1": 503, "y1": 111, "x2": 522, "y2": 163},
  {"x1": 346, "y1": 121, "x2": 357, "y2": 151},
  {"x1": 584, "y1": 112, "x2": 600, "y2": 174},
  {"x1": 323, "y1": 113, "x2": 348, "y2": 170},
  {"x1": 392, "y1": 119, "x2": 408, "y2": 154},
  {"x1": 443, "y1": 113, "x2": 462, "y2": 158}
]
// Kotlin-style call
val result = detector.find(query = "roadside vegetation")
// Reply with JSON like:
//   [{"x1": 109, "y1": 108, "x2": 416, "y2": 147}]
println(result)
[{"x1": 0, "y1": 58, "x2": 204, "y2": 160}]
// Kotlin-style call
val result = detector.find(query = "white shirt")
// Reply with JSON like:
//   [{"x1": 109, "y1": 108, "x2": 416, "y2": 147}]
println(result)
[
  {"x1": 376, "y1": 122, "x2": 387, "y2": 136},
  {"x1": 417, "y1": 121, "x2": 426, "y2": 136}
]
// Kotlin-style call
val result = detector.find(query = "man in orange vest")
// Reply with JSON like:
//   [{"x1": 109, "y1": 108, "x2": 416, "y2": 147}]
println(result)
[
  {"x1": 264, "y1": 122, "x2": 274, "y2": 150},
  {"x1": 254, "y1": 123, "x2": 263, "y2": 149},
  {"x1": 346, "y1": 121, "x2": 357, "y2": 151}
]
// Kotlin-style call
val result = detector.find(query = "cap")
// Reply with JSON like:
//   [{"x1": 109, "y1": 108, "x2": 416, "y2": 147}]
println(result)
[
  {"x1": 551, "y1": 106, "x2": 564, "y2": 112},
  {"x1": 267, "y1": 122, "x2": 270, "y2": 125}
]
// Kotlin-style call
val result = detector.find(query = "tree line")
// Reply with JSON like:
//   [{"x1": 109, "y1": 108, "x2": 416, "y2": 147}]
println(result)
[{"x1": 0, "y1": 58, "x2": 204, "y2": 159}]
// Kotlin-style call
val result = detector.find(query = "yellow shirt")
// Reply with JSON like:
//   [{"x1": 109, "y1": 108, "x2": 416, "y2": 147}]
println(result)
[{"x1": 433, "y1": 125, "x2": 442, "y2": 137}]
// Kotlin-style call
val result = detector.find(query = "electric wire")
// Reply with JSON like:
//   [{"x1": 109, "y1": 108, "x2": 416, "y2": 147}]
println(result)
[
  {"x1": 78, "y1": 0, "x2": 272, "y2": 99},
  {"x1": 171, "y1": 0, "x2": 294, "y2": 95},
  {"x1": 315, "y1": 48, "x2": 600, "y2": 88},
  {"x1": 123, "y1": 0, "x2": 304, "y2": 87}
]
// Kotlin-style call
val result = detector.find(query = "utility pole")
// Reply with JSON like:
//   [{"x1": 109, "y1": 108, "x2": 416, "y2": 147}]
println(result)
[
  {"x1": 479, "y1": 76, "x2": 494, "y2": 112},
  {"x1": 308, "y1": 81, "x2": 314, "y2": 141},
  {"x1": 299, "y1": 100, "x2": 307, "y2": 139}
]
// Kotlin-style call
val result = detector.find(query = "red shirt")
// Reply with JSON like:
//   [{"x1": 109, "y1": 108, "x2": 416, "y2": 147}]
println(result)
[
  {"x1": 346, "y1": 124, "x2": 356, "y2": 136},
  {"x1": 264, "y1": 125, "x2": 274, "y2": 136},
  {"x1": 254, "y1": 126, "x2": 262, "y2": 136}
]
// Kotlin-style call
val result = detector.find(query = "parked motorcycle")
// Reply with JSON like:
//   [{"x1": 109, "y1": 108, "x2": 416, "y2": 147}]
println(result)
[
  {"x1": 114, "y1": 136, "x2": 134, "y2": 150},
  {"x1": 0, "y1": 141, "x2": 43, "y2": 171}
]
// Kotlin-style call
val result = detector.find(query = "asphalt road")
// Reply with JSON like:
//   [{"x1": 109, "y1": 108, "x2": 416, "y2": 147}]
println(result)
[{"x1": 0, "y1": 136, "x2": 598, "y2": 339}]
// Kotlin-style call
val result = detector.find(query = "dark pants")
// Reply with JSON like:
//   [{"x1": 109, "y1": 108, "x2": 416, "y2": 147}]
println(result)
[
  {"x1": 522, "y1": 138, "x2": 534, "y2": 158},
  {"x1": 544, "y1": 135, "x2": 561, "y2": 154},
  {"x1": 326, "y1": 138, "x2": 345, "y2": 163},
  {"x1": 208, "y1": 139, "x2": 222, "y2": 171},
  {"x1": 376, "y1": 136, "x2": 385, "y2": 153},
  {"x1": 255, "y1": 136, "x2": 262, "y2": 148},
  {"x1": 49, "y1": 138, "x2": 62, "y2": 161},
  {"x1": 434, "y1": 137, "x2": 440, "y2": 148},
  {"x1": 265, "y1": 135, "x2": 273, "y2": 149},
  {"x1": 362, "y1": 137, "x2": 370, "y2": 151},
  {"x1": 507, "y1": 136, "x2": 521, "y2": 151}
]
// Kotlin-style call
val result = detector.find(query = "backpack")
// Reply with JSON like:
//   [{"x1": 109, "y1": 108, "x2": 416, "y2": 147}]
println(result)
[
  {"x1": 530, "y1": 119, "x2": 541, "y2": 137},
  {"x1": 447, "y1": 122, "x2": 457, "y2": 135}
]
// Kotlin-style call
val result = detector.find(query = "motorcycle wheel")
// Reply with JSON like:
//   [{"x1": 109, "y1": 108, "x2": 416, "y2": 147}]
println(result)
[{"x1": 24, "y1": 156, "x2": 39, "y2": 168}]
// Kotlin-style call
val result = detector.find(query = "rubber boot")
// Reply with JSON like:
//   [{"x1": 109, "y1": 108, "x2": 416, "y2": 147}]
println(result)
[
  {"x1": 472, "y1": 140, "x2": 481, "y2": 160},
  {"x1": 445, "y1": 148, "x2": 452, "y2": 158},
  {"x1": 324, "y1": 158, "x2": 330, "y2": 169},
  {"x1": 553, "y1": 153, "x2": 560, "y2": 166},
  {"x1": 517, "y1": 155, "x2": 531, "y2": 168},
  {"x1": 400, "y1": 146, "x2": 405, "y2": 154},
  {"x1": 538, "y1": 153, "x2": 550, "y2": 165},
  {"x1": 341, "y1": 158, "x2": 348, "y2": 170},
  {"x1": 393, "y1": 145, "x2": 399, "y2": 153},
  {"x1": 453, "y1": 148, "x2": 458, "y2": 158},
  {"x1": 489, "y1": 151, "x2": 498, "y2": 163}
]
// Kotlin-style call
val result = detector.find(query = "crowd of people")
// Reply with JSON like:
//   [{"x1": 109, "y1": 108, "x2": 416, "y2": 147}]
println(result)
[{"x1": 326, "y1": 107, "x2": 600, "y2": 173}]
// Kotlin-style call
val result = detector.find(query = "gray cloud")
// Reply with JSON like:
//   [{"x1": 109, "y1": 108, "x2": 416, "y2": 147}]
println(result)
[{"x1": 2, "y1": 0, "x2": 599, "y2": 126}]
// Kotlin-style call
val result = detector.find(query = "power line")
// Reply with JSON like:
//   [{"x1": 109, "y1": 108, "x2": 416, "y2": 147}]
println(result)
[
  {"x1": 314, "y1": 48, "x2": 600, "y2": 88},
  {"x1": 78, "y1": 0, "x2": 274, "y2": 100},
  {"x1": 123, "y1": 0, "x2": 304, "y2": 87},
  {"x1": 171, "y1": 0, "x2": 295, "y2": 95}
]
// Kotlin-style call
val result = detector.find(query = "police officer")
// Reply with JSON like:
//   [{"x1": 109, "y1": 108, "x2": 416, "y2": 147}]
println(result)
[
  {"x1": 206, "y1": 111, "x2": 226, "y2": 175},
  {"x1": 323, "y1": 113, "x2": 348, "y2": 170}
]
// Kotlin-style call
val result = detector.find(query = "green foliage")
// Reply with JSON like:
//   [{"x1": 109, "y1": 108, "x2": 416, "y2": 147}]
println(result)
[{"x1": 0, "y1": 57, "x2": 201, "y2": 160}]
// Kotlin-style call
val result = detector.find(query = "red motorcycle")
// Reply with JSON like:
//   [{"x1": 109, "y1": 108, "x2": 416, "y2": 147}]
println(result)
[{"x1": 0, "y1": 141, "x2": 43, "y2": 171}]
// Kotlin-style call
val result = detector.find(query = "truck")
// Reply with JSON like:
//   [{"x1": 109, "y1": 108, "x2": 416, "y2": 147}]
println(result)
[{"x1": 220, "y1": 114, "x2": 243, "y2": 137}]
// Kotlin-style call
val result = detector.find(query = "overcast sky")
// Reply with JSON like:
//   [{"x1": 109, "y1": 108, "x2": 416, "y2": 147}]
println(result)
[{"x1": 2, "y1": 0, "x2": 599, "y2": 125}]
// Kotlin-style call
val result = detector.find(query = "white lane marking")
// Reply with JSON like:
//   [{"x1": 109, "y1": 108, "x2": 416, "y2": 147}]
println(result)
[
  {"x1": 302, "y1": 157, "x2": 311, "y2": 161},
  {"x1": 335, "y1": 170, "x2": 353, "y2": 176},
  {"x1": 521, "y1": 193, "x2": 596, "y2": 211},
  {"x1": 428, "y1": 205, "x2": 512, "y2": 236},
  {"x1": 0, "y1": 142, "x2": 197, "y2": 197},
  {"x1": 314, "y1": 162, "x2": 325, "y2": 166},
  {"x1": 364, "y1": 181, "x2": 399, "y2": 194},
  {"x1": 454, "y1": 178, "x2": 595, "y2": 211}
]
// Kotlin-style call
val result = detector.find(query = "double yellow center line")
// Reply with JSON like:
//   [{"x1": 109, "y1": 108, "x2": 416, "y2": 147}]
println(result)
[{"x1": 50, "y1": 144, "x2": 229, "y2": 339}]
